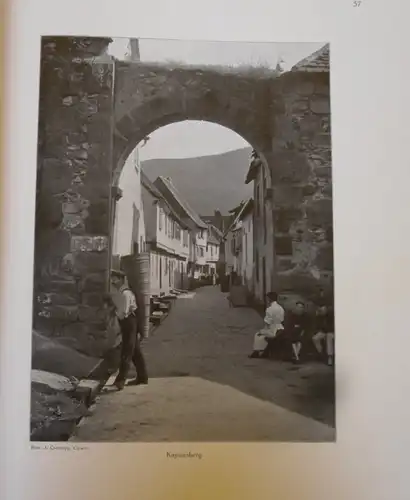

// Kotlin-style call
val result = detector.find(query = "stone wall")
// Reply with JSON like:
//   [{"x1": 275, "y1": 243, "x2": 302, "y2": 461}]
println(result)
[
  {"x1": 269, "y1": 71, "x2": 333, "y2": 307},
  {"x1": 33, "y1": 37, "x2": 116, "y2": 361}
]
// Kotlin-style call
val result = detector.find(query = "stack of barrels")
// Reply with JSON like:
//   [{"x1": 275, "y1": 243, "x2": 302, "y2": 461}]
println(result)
[{"x1": 121, "y1": 252, "x2": 151, "y2": 338}]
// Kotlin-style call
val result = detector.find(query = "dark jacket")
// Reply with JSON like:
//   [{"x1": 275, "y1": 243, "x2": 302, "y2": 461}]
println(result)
[
  {"x1": 314, "y1": 311, "x2": 334, "y2": 333},
  {"x1": 285, "y1": 312, "x2": 309, "y2": 339}
]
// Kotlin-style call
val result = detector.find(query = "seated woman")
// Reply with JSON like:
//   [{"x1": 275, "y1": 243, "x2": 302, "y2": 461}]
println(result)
[{"x1": 249, "y1": 292, "x2": 285, "y2": 359}]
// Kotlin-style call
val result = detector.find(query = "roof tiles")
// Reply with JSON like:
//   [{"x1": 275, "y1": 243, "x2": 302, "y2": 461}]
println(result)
[{"x1": 291, "y1": 43, "x2": 330, "y2": 73}]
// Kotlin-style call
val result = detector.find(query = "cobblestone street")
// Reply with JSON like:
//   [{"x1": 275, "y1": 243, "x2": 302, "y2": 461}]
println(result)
[{"x1": 72, "y1": 286, "x2": 335, "y2": 442}]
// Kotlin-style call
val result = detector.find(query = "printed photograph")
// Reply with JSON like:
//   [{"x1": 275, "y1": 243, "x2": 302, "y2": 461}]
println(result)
[{"x1": 31, "y1": 36, "x2": 334, "y2": 442}]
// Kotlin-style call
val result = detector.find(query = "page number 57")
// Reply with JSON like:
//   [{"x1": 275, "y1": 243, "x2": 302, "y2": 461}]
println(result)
[{"x1": 353, "y1": 0, "x2": 362, "y2": 6}]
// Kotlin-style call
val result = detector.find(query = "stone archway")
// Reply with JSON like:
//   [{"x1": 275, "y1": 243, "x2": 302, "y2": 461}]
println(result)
[
  {"x1": 111, "y1": 61, "x2": 274, "y2": 181},
  {"x1": 34, "y1": 37, "x2": 332, "y2": 359},
  {"x1": 111, "y1": 58, "x2": 333, "y2": 305}
]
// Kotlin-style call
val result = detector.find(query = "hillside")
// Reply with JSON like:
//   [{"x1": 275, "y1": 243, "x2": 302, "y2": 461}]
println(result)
[{"x1": 141, "y1": 147, "x2": 253, "y2": 215}]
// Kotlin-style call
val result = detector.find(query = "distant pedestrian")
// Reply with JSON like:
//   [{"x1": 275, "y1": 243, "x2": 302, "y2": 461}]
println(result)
[
  {"x1": 284, "y1": 301, "x2": 309, "y2": 364},
  {"x1": 108, "y1": 269, "x2": 148, "y2": 390},
  {"x1": 249, "y1": 292, "x2": 285, "y2": 358}
]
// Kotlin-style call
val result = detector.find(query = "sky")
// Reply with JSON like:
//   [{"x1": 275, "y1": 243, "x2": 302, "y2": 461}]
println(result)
[{"x1": 108, "y1": 38, "x2": 324, "y2": 161}]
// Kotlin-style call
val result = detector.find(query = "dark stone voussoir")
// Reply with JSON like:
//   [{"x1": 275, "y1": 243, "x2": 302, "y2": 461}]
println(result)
[
  {"x1": 314, "y1": 244, "x2": 334, "y2": 271},
  {"x1": 79, "y1": 272, "x2": 107, "y2": 292},
  {"x1": 37, "y1": 292, "x2": 79, "y2": 307},
  {"x1": 305, "y1": 198, "x2": 333, "y2": 227},
  {"x1": 278, "y1": 271, "x2": 323, "y2": 300},
  {"x1": 274, "y1": 208, "x2": 303, "y2": 233},
  {"x1": 72, "y1": 251, "x2": 109, "y2": 276},
  {"x1": 275, "y1": 236, "x2": 293, "y2": 256},
  {"x1": 40, "y1": 305, "x2": 79, "y2": 322},
  {"x1": 273, "y1": 186, "x2": 304, "y2": 208}
]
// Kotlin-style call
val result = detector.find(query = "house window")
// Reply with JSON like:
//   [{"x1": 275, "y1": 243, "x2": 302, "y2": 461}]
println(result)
[{"x1": 159, "y1": 209, "x2": 163, "y2": 231}]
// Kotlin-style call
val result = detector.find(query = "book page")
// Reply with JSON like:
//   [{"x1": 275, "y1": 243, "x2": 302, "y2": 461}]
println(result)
[{"x1": 1, "y1": 0, "x2": 408, "y2": 499}]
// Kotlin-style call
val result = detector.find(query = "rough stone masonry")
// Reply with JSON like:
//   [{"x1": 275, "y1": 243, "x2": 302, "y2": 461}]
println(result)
[
  {"x1": 34, "y1": 37, "x2": 116, "y2": 366},
  {"x1": 270, "y1": 68, "x2": 333, "y2": 304}
]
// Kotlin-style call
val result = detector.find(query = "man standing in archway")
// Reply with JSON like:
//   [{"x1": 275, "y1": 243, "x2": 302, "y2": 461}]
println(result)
[{"x1": 109, "y1": 269, "x2": 149, "y2": 390}]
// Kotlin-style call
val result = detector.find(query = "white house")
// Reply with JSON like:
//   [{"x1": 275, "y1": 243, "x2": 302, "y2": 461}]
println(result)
[
  {"x1": 194, "y1": 226, "x2": 208, "y2": 278},
  {"x1": 153, "y1": 176, "x2": 209, "y2": 282},
  {"x1": 111, "y1": 38, "x2": 146, "y2": 269},
  {"x1": 112, "y1": 145, "x2": 146, "y2": 267},
  {"x1": 224, "y1": 198, "x2": 254, "y2": 289},
  {"x1": 205, "y1": 224, "x2": 223, "y2": 277},
  {"x1": 245, "y1": 150, "x2": 275, "y2": 304},
  {"x1": 141, "y1": 172, "x2": 191, "y2": 296},
  {"x1": 239, "y1": 201, "x2": 254, "y2": 292}
]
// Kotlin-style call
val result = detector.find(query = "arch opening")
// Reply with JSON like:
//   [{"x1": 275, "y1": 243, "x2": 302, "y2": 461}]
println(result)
[
  {"x1": 111, "y1": 120, "x2": 264, "y2": 270},
  {"x1": 113, "y1": 108, "x2": 271, "y2": 188}
]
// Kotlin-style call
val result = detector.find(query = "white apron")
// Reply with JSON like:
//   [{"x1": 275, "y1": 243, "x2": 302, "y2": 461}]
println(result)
[
  {"x1": 252, "y1": 301, "x2": 285, "y2": 352},
  {"x1": 253, "y1": 324, "x2": 284, "y2": 351}
]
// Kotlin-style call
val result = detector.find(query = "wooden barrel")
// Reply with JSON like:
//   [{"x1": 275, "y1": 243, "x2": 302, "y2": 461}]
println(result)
[
  {"x1": 135, "y1": 253, "x2": 150, "y2": 338},
  {"x1": 120, "y1": 253, "x2": 151, "y2": 338}
]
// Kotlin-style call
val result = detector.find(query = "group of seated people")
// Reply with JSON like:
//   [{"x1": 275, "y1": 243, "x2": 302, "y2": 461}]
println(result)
[{"x1": 249, "y1": 291, "x2": 335, "y2": 366}]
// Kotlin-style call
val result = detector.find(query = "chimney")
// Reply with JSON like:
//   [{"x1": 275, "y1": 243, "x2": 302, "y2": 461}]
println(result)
[
  {"x1": 128, "y1": 38, "x2": 140, "y2": 62},
  {"x1": 214, "y1": 209, "x2": 223, "y2": 231}
]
